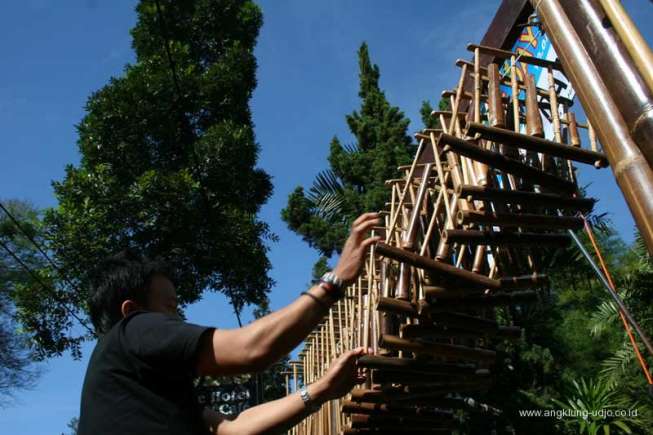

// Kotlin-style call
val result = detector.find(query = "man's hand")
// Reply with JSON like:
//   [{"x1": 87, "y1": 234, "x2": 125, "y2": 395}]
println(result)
[
  {"x1": 310, "y1": 347, "x2": 368, "y2": 402},
  {"x1": 333, "y1": 212, "x2": 381, "y2": 286}
]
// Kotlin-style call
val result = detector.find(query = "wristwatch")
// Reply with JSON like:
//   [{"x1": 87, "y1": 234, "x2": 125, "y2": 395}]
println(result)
[
  {"x1": 319, "y1": 271, "x2": 345, "y2": 298},
  {"x1": 299, "y1": 385, "x2": 321, "y2": 412}
]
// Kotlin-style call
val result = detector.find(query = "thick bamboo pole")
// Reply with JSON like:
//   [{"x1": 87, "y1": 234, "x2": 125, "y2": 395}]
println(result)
[
  {"x1": 560, "y1": 0, "x2": 653, "y2": 172},
  {"x1": 597, "y1": 0, "x2": 653, "y2": 94},
  {"x1": 532, "y1": 0, "x2": 653, "y2": 254}
]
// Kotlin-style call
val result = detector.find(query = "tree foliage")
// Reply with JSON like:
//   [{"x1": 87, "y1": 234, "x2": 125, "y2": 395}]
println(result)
[
  {"x1": 281, "y1": 43, "x2": 415, "y2": 258},
  {"x1": 31, "y1": 0, "x2": 274, "y2": 357},
  {"x1": 0, "y1": 200, "x2": 43, "y2": 400}
]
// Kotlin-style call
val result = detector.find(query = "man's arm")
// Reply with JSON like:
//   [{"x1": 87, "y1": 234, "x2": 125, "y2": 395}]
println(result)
[
  {"x1": 195, "y1": 212, "x2": 380, "y2": 376},
  {"x1": 203, "y1": 348, "x2": 367, "y2": 435}
]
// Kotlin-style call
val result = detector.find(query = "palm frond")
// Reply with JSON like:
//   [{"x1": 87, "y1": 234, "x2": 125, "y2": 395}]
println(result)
[
  {"x1": 590, "y1": 301, "x2": 619, "y2": 337},
  {"x1": 600, "y1": 343, "x2": 635, "y2": 384},
  {"x1": 341, "y1": 142, "x2": 361, "y2": 155},
  {"x1": 306, "y1": 170, "x2": 345, "y2": 220}
]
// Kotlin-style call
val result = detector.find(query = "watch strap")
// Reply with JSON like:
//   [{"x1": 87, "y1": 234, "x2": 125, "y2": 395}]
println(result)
[{"x1": 299, "y1": 385, "x2": 320, "y2": 412}]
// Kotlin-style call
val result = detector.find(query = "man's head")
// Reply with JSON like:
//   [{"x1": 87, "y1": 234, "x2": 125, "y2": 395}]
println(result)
[{"x1": 89, "y1": 249, "x2": 178, "y2": 334}]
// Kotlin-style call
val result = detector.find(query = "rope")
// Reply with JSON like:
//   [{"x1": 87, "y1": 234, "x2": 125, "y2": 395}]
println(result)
[{"x1": 582, "y1": 216, "x2": 653, "y2": 384}]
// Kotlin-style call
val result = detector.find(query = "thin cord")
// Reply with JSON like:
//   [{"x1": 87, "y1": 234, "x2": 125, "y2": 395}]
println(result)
[
  {"x1": 0, "y1": 238, "x2": 94, "y2": 335},
  {"x1": 567, "y1": 221, "x2": 653, "y2": 360},
  {"x1": 582, "y1": 217, "x2": 653, "y2": 384},
  {"x1": 0, "y1": 201, "x2": 84, "y2": 297}
]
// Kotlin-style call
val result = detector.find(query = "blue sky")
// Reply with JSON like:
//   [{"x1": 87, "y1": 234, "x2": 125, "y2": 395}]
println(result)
[{"x1": 1, "y1": 1, "x2": 652, "y2": 433}]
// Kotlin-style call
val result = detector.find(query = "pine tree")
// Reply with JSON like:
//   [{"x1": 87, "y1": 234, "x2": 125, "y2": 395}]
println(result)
[{"x1": 282, "y1": 43, "x2": 415, "y2": 259}]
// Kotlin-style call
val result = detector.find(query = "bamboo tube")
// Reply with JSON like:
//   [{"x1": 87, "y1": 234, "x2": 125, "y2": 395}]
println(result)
[
  {"x1": 597, "y1": 0, "x2": 653, "y2": 94},
  {"x1": 430, "y1": 133, "x2": 453, "y2": 227},
  {"x1": 567, "y1": 112, "x2": 581, "y2": 147},
  {"x1": 588, "y1": 122, "x2": 598, "y2": 152},
  {"x1": 474, "y1": 47, "x2": 481, "y2": 125},
  {"x1": 525, "y1": 73, "x2": 544, "y2": 138},
  {"x1": 547, "y1": 67, "x2": 562, "y2": 143},
  {"x1": 293, "y1": 362, "x2": 298, "y2": 393},
  {"x1": 473, "y1": 47, "x2": 490, "y2": 186},
  {"x1": 448, "y1": 64, "x2": 469, "y2": 135},
  {"x1": 488, "y1": 63, "x2": 505, "y2": 128},
  {"x1": 402, "y1": 164, "x2": 433, "y2": 250},
  {"x1": 385, "y1": 140, "x2": 425, "y2": 243},
  {"x1": 511, "y1": 55, "x2": 521, "y2": 133}
]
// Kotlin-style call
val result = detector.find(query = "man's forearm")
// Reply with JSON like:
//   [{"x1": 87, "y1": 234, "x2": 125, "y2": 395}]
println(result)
[
  {"x1": 206, "y1": 382, "x2": 328, "y2": 435},
  {"x1": 245, "y1": 284, "x2": 336, "y2": 368}
]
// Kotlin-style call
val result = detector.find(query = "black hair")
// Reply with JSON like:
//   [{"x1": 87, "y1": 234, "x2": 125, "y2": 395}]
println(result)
[{"x1": 89, "y1": 249, "x2": 173, "y2": 334}]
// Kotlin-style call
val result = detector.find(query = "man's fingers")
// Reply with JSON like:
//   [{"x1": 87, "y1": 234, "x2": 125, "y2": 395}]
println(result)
[
  {"x1": 353, "y1": 218, "x2": 381, "y2": 236},
  {"x1": 361, "y1": 236, "x2": 381, "y2": 250},
  {"x1": 352, "y1": 212, "x2": 379, "y2": 227}
]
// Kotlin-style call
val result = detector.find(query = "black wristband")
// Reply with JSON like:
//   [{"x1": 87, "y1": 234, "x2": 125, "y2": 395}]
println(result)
[
  {"x1": 301, "y1": 291, "x2": 330, "y2": 310},
  {"x1": 318, "y1": 281, "x2": 345, "y2": 301}
]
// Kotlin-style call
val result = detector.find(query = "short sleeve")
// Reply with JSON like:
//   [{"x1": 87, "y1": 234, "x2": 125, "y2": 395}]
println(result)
[{"x1": 121, "y1": 312, "x2": 213, "y2": 370}]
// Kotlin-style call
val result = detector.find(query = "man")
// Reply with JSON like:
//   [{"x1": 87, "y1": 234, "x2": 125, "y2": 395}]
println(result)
[{"x1": 78, "y1": 212, "x2": 381, "y2": 434}]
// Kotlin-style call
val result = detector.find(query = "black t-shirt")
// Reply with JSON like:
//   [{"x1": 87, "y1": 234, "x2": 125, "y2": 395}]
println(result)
[{"x1": 78, "y1": 311, "x2": 213, "y2": 435}]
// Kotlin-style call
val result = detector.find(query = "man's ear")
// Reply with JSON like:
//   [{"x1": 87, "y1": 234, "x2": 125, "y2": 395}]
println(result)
[{"x1": 121, "y1": 299, "x2": 141, "y2": 318}]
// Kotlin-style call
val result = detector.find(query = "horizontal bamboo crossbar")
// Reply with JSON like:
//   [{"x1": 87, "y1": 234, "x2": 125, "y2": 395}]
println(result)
[
  {"x1": 350, "y1": 413, "x2": 455, "y2": 427},
  {"x1": 401, "y1": 323, "x2": 521, "y2": 340},
  {"x1": 372, "y1": 370, "x2": 490, "y2": 386},
  {"x1": 466, "y1": 122, "x2": 609, "y2": 167},
  {"x1": 422, "y1": 290, "x2": 538, "y2": 309},
  {"x1": 456, "y1": 184, "x2": 595, "y2": 211},
  {"x1": 467, "y1": 43, "x2": 564, "y2": 71},
  {"x1": 343, "y1": 429, "x2": 451, "y2": 435},
  {"x1": 456, "y1": 209, "x2": 584, "y2": 230},
  {"x1": 443, "y1": 229, "x2": 571, "y2": 247},
  {"x1": 379, "y1": 334, "x2": 496, "y2": 362},
  {"x1": 375, "y1": 242, "x2": 501, "y2": 289},
  {"x1": 341, "y1": 401, "x2": 454, "y2": 419},
  {"x1": 499, "y1": 273, "x2": 550, "y2": 289},
  {"x1": 376, "y1": 297, "x2": 419, "y2": 317},
  {"x1": 350, "y1": 388, "x2": 476, "y2": 409},
  {"x1": 358, "y1": 355, "x2": 477, "y2": 375},
  {"x1": 439, "y1": 134, "x2": 578, "y2": 193}
]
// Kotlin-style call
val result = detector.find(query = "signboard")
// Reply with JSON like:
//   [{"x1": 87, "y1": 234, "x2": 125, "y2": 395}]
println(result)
[{"x1": 196, "y1": 382, "x2": 256, "y2": 416}]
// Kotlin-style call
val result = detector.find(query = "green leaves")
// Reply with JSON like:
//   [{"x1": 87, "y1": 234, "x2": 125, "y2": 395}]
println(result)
[
  {"x1": 552, "y1": 377, "x2": 639, "y2": 434},
  {"x1": 23, "y1": 0, "x2": 275, "y2": 356}
]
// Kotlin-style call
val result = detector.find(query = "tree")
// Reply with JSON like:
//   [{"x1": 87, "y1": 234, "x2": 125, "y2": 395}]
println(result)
[
  {"x1": 281, "y1": 42, "x2": 415, "y2": 259},
  {"x1": 0, "y1": 200, "x2": 43, "y2": 401},
  {"x1": 34, "y1": 0, "x2": 274, "y2": 357}
]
